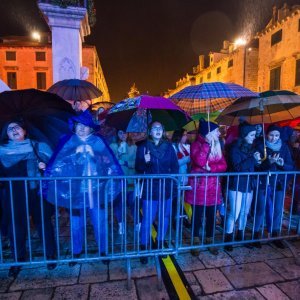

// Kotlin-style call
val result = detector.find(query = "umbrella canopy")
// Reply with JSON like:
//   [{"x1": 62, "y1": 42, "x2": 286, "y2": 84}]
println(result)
[
  {"x1": 91, "y1": 101, "x2": 114, "y2": 111},
  {"x1": 216, "y1": 90, "x2": 300, "y2": 126},
  {"x1": 0, "y1": 89, "x2": 75, "y2": 148},
  {"x1": 170, "y1": 82, "x2": 258, "y2": 115},
  {"x1": 48, "y1": 79, "x2": 102, "y2": 101},
  {"x1": 106, "y1": 95, "x2": 192, "y2": 132},
  {"x1": 0, "y1": 79, "x2": 10, "y2": 93}
]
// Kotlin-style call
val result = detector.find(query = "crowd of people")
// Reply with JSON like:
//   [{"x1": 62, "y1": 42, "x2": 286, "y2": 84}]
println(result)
[{"x1": 1, "y1": 100, "x2": 300, "y2": 277}]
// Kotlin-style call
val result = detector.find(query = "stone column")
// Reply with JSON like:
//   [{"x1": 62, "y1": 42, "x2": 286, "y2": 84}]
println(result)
[{"x1": 38, "y1": 2, "x2": 91, "y2": 83}]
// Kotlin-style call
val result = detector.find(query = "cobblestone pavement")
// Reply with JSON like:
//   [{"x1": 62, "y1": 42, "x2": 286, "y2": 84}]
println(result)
[{"x1": 0, "y1": 240, "x2": 299, "y2": 299}]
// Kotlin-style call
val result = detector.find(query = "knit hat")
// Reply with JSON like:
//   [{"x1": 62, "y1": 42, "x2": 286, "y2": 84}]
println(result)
[
  {"x1": 266, "y1": 124, "x2": 282, "y2": 135},
  {"x1": 198, "y1": 118, "x2": 219, "y2": 137},
  {"x1": 69, "y1": 110, "x2": 100, "y2": 131},
  {"x1": 239, "y1": 122, "x2": 256, "y2": 138}
]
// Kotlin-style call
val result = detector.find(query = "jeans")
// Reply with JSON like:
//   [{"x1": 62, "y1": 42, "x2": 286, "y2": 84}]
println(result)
[
  {"x1": 226, "y1": 190, "x2": 253, "y2": 234},
  {"x1": 254, "y1": 186, "x2": 284, "y2": 233},
  {"x1": 141, "y1": 198, "x2": 171, "y2": 247},
  {"x1": 70, "y1": 207, "x2": 107, "y2": 255}
]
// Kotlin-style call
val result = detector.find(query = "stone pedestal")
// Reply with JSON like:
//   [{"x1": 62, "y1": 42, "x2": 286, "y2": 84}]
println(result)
[{"x1": 38, "y1": 3, "x2": 90, "y2": 83}]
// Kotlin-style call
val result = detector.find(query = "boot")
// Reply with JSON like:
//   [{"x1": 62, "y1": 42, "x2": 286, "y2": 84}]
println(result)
[
  {"x1": 224, "y1": 233, "x2": 233, "y2": 251},
  {"x1": 252, "y1": 231, "x2": 262, "y2": 248},
  {"x1": 237, "y1": 230, "x2": 253, "y2": 249},
  {"x1": 206, "y1": 237, "x2": 219, "y2": 256},
  {"x1": 272, "y1": 232, "x2": 285, "y2": 249},
  {"x1": 190, "y1": 236, "x2": 200, "y2": 257}
]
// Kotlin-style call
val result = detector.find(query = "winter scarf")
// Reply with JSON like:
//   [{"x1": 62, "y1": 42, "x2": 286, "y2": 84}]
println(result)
[{"x1": 266, "y1": 138, "x2": 282, "y2": 152}]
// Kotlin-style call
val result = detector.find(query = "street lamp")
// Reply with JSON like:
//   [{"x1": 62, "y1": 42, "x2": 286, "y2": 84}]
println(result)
[{"x1": 31, "y1": 31, "x2": 41, "y2": 42}]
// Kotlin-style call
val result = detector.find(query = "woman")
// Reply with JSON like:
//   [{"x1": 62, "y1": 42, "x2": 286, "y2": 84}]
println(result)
[
  {"x1": 110, "y1": 130, "x2": 137, "y2": 235},
  {"x1": 46, "y1": 111, "x2": 122, "y2": 265},
  {"x1": 0, "y1": 120, "x2": 56, "y2": 277},
  {"x1": 225, "y1": 122, "x2": 261, "y2": 251},
  {"x1": 254, "y1": 125, "x2": 294, "y2": 248},
  {"x1": 135, "y1": 121, "x2": 179, "y2": 264},
  {"x1": 185, "y1": 119, "x2": 227, "y2": 256}
]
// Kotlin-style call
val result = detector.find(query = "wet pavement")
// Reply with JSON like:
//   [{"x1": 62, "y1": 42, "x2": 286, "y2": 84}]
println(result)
[{"x1": 0, "y1": 239, "x2": 299, "y2": 299}]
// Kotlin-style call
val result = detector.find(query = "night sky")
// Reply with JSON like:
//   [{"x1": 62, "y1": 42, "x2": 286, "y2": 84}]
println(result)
[{"x1": 0, "y1": 0, "x2": 299, "y2": 101}]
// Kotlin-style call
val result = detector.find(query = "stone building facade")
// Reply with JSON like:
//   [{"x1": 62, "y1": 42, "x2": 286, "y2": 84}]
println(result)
[
  {"x1": 0, "y1": 35, "x2": 110, "y2": 101},
  {"x1": 165, "y1": 4, "x2": 300, "y2": 97}
]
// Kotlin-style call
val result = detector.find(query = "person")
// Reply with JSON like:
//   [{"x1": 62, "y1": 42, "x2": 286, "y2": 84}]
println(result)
[
  {"x1": 110, "y1": 130, "x2": 137, "y2": 235},
  {"x1": 72, "y1": 100, "x2": 91, "y2": 112},
  {"x1": 172, "y1": 129, "x2": 191, "y2": 229},
  {"x1": 0, "y1": 120, "x2": 56, "y2": 277},
  {"x1": 46, "y1": 111, "x2": 122, "y2": 265},
  {"x1": 185, "y1": 119, "x2": 227, "y2": 256},
  {"x1": 135, "y1": 121, "x2": 179, "y2": 264},
  {"x1": 225, "y1": 122, "x2": 261, "y2": 251},
  {"x1": 254, "y1": 125, "x2": 294, "y2": 248}
]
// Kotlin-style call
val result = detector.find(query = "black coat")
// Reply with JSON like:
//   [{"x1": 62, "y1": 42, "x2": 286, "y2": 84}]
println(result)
[
  {"x1": 256, "y1": 141, "x2": 294, "y2": 190},
  {"x1": 228, "y1": 140, "x2": 258, "y2": 193},
  {"x1": 135, "y1": 139, "x2": 179, "y2": 200}
]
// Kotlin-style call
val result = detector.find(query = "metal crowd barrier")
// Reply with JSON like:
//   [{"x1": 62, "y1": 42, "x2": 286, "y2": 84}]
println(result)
[{"x1": 0, "y1": 172, "x2": 299, "y2": 287}]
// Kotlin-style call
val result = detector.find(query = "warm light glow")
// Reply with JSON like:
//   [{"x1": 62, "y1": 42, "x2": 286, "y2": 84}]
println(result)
[
  {"x1": 234, "y1": 38, "x2": 247, "y2": 47},
  {"x1": 32, "y1": 31, "x2": 41, "y2": 42},
  {"x1": 248, "y1": 47, "x2": 252, "y2": 51}
]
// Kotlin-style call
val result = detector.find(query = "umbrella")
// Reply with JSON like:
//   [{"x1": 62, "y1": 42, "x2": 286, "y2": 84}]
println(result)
[
  {"x1": 169, "y1": 82, "x2": 258, "y2": 115},
  {"x1": 0, "y1": 79, "x2": 10, "y2": 93},
  {"x1": 106, "y1": 95, "x2": 192, "y2": 132},
  {"x1": 0, "y1": 89, "x2": 75, "y2": 148},
  {"x1": 91, "y1": 101, "x2": 114, "y2": 111},
  {"x1": 216, "y1": 90, "x2": 300, "y2": 126},
  {"x1": 47, "y1": 79, "x2": 102, "y2": 101}
]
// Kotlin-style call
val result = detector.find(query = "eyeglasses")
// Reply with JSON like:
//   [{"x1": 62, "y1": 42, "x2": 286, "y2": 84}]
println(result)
[
  {"x1": 151, "y1": 126, "x2": 163, "y2": 131},
  {"x1": 7, "y1": 125, "x2": 22, "y2": 132}
]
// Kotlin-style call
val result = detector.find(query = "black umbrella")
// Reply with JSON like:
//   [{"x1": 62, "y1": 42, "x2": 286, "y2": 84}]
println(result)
[
  {"x1": 47, "y1": 79, "x2": 102, "y2": 101},
  {"x1": 0, "y1": 89, "x2": 75, "y2": 148}
]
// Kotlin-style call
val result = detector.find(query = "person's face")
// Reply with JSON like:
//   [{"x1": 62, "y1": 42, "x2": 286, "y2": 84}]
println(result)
[
  {"x1": 73, "y1": 101, "x2": 82, "y2": 112},
  {"x1": 255, "y1": 124, "x2": 262, "y2": 135},
  {"x1": 244, "y1": 130, "x2": 257, "y2": 144},
  {"x1": 150, "y1": 122, "x2": 163, "y2": 140},
  {"x1": 75, "y1": 123, "x2": 93, "y2": 138},
  {"x1": 7, "y1": 123, "x2": 26, "y2": 142},
  {"x1": 118, "y1": 130, "x2": 128, "y2": 142},
  {"x1": 267, "y1": 130, "x2": 280, "y2": 144},
  {"x1": 180, "y1": 132, "x2": 188, "y2": 144}
]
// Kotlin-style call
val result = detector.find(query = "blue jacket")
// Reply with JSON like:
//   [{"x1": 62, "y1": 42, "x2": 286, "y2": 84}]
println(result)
[{"x1": 135, "y1": 139, "x2": 179, "y2": 200}]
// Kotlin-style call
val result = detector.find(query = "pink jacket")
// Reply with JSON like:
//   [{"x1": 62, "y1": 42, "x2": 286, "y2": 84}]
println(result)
[{"x1": 185, "y1": 135, "x2": 227, "y2": 206}]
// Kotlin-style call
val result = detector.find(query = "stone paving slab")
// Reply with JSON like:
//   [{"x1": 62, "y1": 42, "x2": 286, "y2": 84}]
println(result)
[
  {"x1": 200, "y1": 288, "x2": 264, "y2": 299},
  {"x1": 135, "y1": 276, "x2": 169, "y2": 300},
  {"x1": 228, "y1": 244, "x2": 284, "y2": 264},
  {"x1": 52, "y1": 284, "x2": 89, "y2": 300},
  {"x1": 90, "y1": 280, "x2": 137, "y2": 299},
  {"x1": 256, "y1": 284, "x2": 290, "y2": 300},
  {"x1": 0, "y1": 292, "x2": 22, "y2": 300},
  {"x1": 9, "y1": 264, "x2": 80, "y2": 291},
  {"x1": 20, "y1": 287, "x2": 53, "y2": 300},
  {"x1": 276, "y1": 279, "x2": 300, "y2": 300},
  {"x1": 221, "y1": 262, "x2": 283, "y2": 289},
  {"x1": 184, "y1": 272, "x2": 203, "y2": 297},
  {"x1": 266, "y1": 257, "x2": 300, "y2": 280},
  {"x1": 198, "y1": 250, "x2": 236, "y2": 269},
  {"x1": 193, "y1": 268, "x2": 233, "y2": 294},
  {"x1": 0, "y1": 270, "x2": 13, "y2": 293},
  {"x1": 79, "y1": 262, "x2": 108, "y2": 284},
  {"x1": 175, "y1": 252, "x2": 205, "y2": 271}
]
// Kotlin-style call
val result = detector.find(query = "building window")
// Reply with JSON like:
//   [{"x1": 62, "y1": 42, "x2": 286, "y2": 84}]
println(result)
[
  {"x1": 217, "y1": 66, "x2": 221, "y2": 74},
  {"x1": 228, "y1": 59, "x2": 233, "y2": 68},
  {"x1": 271, "y1": 29, "x2": 282, "y2": 46},
  {"x1": 207, "y1": 72, "x2": 211, "y2": 79},
  {"x1": 270, "y1": 66, "x2": 281, "y2": 90},
  {"x1": 298, "y1": 19, "x2": 300, "y2": 32},
  {"x1": 200, "y1": 77, "x2": 203, "y2": 83},
  {"x1": 37, "y1": 72, "x2": 46, "y2": 90},
  {"x1": 296, "y1": 59, "x2": 300, "y2": 86},
  {"x1": 6, "y1": 51, "x2": 16, "y2": 61},
  {"x1": 36, "y1": 52, "x2": 46, "y2": 61},
  {"x1": 7, "y1": 72, "x2": 17, "y2": 89}
]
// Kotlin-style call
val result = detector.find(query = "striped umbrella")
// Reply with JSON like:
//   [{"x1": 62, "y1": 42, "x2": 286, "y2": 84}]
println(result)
[{"x1": 169, "y1": 82, "x2": 258, "y2": 115}]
